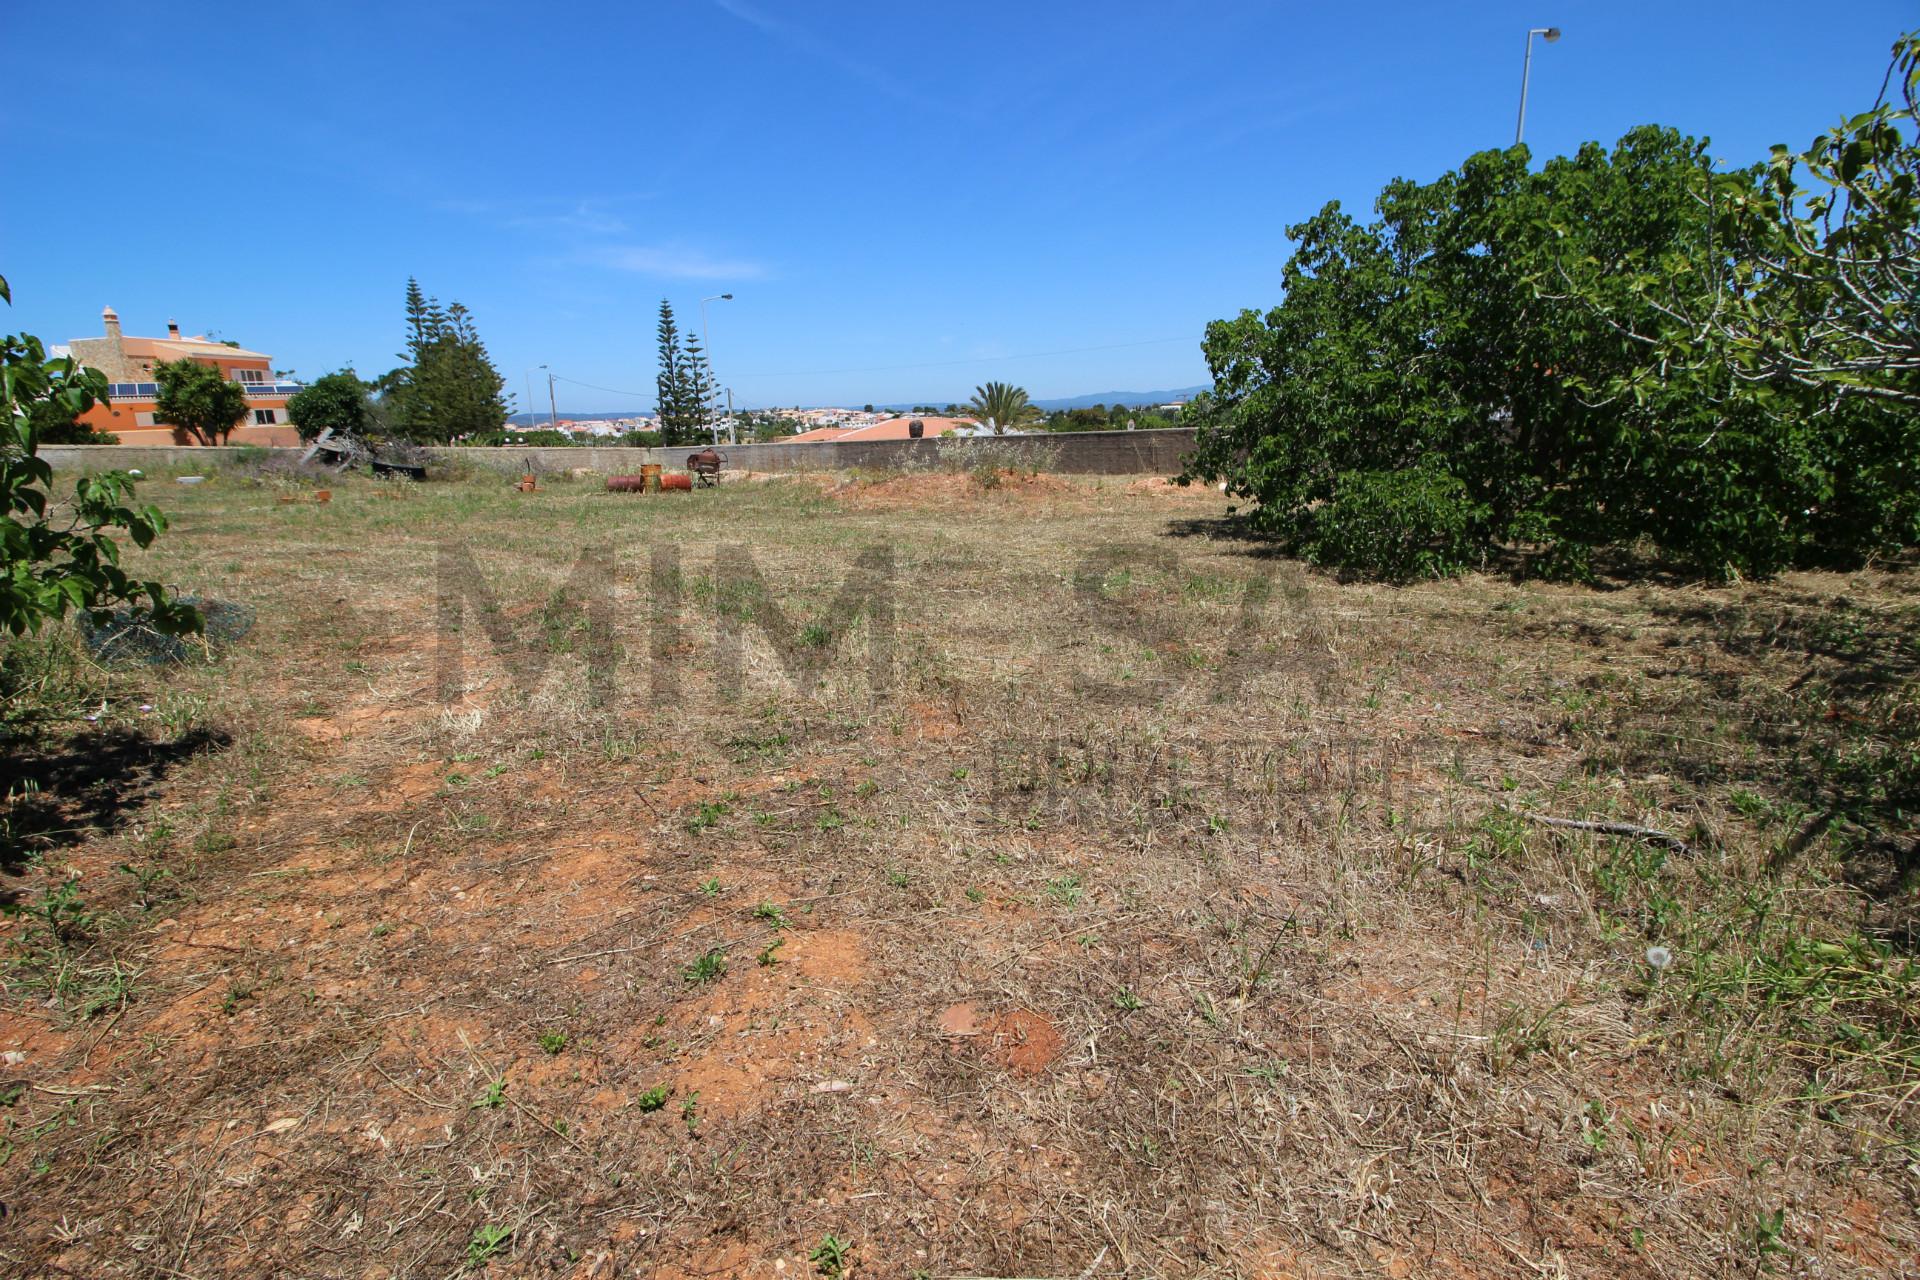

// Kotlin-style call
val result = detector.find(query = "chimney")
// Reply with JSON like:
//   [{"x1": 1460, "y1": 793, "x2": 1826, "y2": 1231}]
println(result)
[
  {"x1": 102, "y1": 306, "x2": 121, "y2": 342},
  {"x1": 167, "y1": 319, "x2": 181, "y2": 340}
]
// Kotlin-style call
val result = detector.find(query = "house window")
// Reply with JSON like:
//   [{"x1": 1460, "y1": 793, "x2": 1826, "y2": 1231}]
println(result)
[
  {"x1": 237, "y1": 369, "x2": 266, "y2": 384},
  {"x1": 253, "y1": 409, "x2": 277, "y2": 425}
]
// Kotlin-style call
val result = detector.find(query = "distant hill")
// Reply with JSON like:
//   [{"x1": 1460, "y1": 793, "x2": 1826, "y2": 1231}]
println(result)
[
  {"x1": 1031, "y1": 386, "x2": 1208, "y2": 410},
  {"x1": 509, "y1": 411, "x2": 651, "y2": 426},
  {"x1": 509, "y1": 385, "x2": 1209, "y2": 423},
  {"x1": 871, "y1": 386, "x2": 1210, "y2": 413}
]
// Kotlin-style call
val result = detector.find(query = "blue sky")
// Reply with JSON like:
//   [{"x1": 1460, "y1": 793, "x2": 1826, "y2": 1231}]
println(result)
[{"x1": 5, "y1": 2, "x2": 1912, "y2": 411}]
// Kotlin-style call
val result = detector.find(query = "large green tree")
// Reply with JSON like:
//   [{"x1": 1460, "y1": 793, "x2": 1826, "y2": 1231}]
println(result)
[
  {"x1": 285, "y1": 370, "x2": 373, "y2": 443},
  {"x1": 1182, "y1": 53, "x2": 1920, "y2": 583},
  {"x1": 653, "y1": 300, "x2": 727, "y2": 446},
  {"x1": 153, "y1": 358, "x2": 248, "y2": 445},
  {"x1": 0, "y1": 274, "x2": 197, "y2": 637},
  {"x1": 379, "y1": 280, "x2": 508, "y2": 442},
  {"x1": 1544, "y1": 32, "x2": 1920, "y2": 564},
  {"x1": 1581, "y1": 34, "x2": 1920, "y2": 410},
  {"x1": 683, "y1": 332, "x2": 720, "y2": 444},
  {"x1": 966, "y1": 382, "x2": 1039, "y2": 435}
]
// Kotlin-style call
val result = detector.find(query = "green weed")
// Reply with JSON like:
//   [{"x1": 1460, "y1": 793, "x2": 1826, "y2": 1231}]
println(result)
[{"x1": 684, "y1": 948, "x2": 728, "y2": 984}]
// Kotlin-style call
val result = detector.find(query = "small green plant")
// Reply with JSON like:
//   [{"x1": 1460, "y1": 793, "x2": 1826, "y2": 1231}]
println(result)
[
  {"x1": 220, "y1": 978, "x2": 256, "y2": 1015},
  {"x1": 758, "y1": 937, "x2": 786, "y2": 967},
  {"x1": 466, "y1": 1222, "x2": 512, "y2": 1268},
  {"x1": 698, "y1": 876, "x2": 722, "y2": 897},
  {"x1": 681, "y1": 1092, "x2": 700, "y2": 1129},
  {"x1": 684, "y1": 947, "x2": 728, "y2": 984},
  {"x1": 798, "y1": 622, "x2": 832, "y2": 648},
  {"x1": 1580, "y1": 1100, "x2": 1610, "y2": 1153},
  {"x1": 471, "y1": 1077, "x2": 507, "y2": 1110},
  {"x1": 753, "y1": 901, "x2": 789, "y2": 928},
  {"x1": 635, "y1": 1084, "x2": 671, "y2": 1112},
  {"x1": 1044, "y1": 874, "x2": 1083, "y2": 906},
  {"x1": 809, "y1": 1233, "x2": 851, "y2": 1277},
  {"x1": 1113, "y1": 986, "x2": 1143, "y2": 1011},
  {"x1": 4, "y1": 877, "x2": 94, "y2": 949},
  {"x1": 116, "y1": 862, "x2": 175, "y2": 909},
  {"x1": 537, "y1": 1031, "x2": 567, "y2": 1055},
  {"x1": 687, "y1": 800, "x2": 730, "y2": 833},
  {"x1": 1748, "y1": 1208, "x2": 1789, "y2": 1269}
]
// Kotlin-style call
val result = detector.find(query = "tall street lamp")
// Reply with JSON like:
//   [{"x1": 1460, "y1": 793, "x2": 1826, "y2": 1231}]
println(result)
[
  {"x1": 1515, "y1": 26, "x2": 1561, "y2": 147},
  {"x1": 523, "y1": 364, "x2": 547, "y2": 430},
  {"x1": 701, "y1": 293, "x2": 732, "y2": 444}
]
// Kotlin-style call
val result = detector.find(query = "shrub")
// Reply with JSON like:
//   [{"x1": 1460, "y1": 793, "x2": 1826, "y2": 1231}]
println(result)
[
  {"x1": 933, "y1": 437, "x2": 1060, "y2": 486},
  {"x1": 1305, "y1": 466, "x2": 1484, "y2": 581},
  {"x1": 0, "y1": 277, "x2": 199, "y2": 639}
]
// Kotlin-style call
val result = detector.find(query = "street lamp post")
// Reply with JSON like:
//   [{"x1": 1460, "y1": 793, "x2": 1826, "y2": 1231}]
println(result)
[
  {"x1": 523, "y1": 364, "x2": 547, "y2": 431},
  {"x1": 700, "y1": 293, "x2": 732, "y2": 445},
  {"x1": 547, "y1": 370, "x2": 560, "y2": 431},
  {"x1": 1515, "y1": 26, "x2": 1562, "y2": 147}
]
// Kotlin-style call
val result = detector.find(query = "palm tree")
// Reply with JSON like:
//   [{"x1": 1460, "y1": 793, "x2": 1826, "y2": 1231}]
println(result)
[{"x1": 967, "y1": 381, "x2": 1039, "y2": 435}]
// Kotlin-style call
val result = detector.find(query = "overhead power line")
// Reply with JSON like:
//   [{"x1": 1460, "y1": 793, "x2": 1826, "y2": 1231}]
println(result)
[{"x1": 549, "y1": 372, "x2": 653, "y2": 398}]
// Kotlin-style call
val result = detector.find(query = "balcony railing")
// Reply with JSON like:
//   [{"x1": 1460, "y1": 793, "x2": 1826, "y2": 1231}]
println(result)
[{"x1": 107, "y1": 381, "x2": 303, "y2": 402}]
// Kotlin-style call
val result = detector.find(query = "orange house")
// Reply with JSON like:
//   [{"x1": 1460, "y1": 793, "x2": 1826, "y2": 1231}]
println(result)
[{"x1": 66, "y1": 307, "x2": 303, "y2": 446}]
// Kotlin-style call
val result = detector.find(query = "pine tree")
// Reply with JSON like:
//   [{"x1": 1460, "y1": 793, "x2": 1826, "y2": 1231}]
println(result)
[
  {"x1": 383, "y1": 282, "x2": 507, "y2": 443},
  {"x1": 400, "y1": 277, "x2": 447, "y2": 364},
  {"x1": 682, "y1": 332, "x2": 719, "y2": 445},
  {"x1": 655, "y1": 299, "x2": 697, "y2": 446},
  {"x1": 431, "y1": 303, "x2": 508, "y2": 439}
]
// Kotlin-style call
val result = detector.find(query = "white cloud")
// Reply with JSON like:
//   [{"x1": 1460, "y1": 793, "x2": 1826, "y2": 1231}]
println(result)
[
  {"x1": 709, "y1": 0, "x2": 961, "y2": 118},
  {"x1": 510, "y1": 205, "x2": 629, "y2": 235},
  {"x1": 587, "y1": 244, "x2": 767, "y2": 281}
]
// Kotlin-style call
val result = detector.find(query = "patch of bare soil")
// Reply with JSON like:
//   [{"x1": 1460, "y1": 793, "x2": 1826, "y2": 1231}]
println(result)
[
  {"x1": 827, "y1": 469, "x2": 1081, "y2": 509},
  {"x1": 0, "y1": 473, "x2": 1914, "y2": 1279},
  {"x1": 1126, "y1": 475, "x2": 1217, "y2": 500}
]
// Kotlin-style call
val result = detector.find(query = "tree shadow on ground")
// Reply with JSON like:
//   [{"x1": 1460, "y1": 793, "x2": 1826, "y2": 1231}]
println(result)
[
  {"x1": 0, "y1": 727, "x2": 231, "y2": 881},
  {"x1": 1166, "y1": 512, "x2": 1919, "y2": 934},
  {"x1": 1608, "y1": 594, "x2": 1920, "y2": 937},
  {"x1": 1160, "y1": 514, "x2": 1919, "y2": 592}
]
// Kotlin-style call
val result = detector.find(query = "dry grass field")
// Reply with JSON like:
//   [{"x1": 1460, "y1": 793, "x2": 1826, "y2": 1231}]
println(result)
[{"x1": 0, "y1": 458, "x2": 1915, "y2": 1279}]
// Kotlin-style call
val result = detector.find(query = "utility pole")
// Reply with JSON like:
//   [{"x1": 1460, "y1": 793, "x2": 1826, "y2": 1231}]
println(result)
[
  {"x1": 547, "y1": 371, "x2": 560, "y2": 430},
  {"x1": 524, "y1": 364, "x2": 547, "y2": 430},
  {"x1": 700, "y1": 294, "x2": 733, "y2": 446}
]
